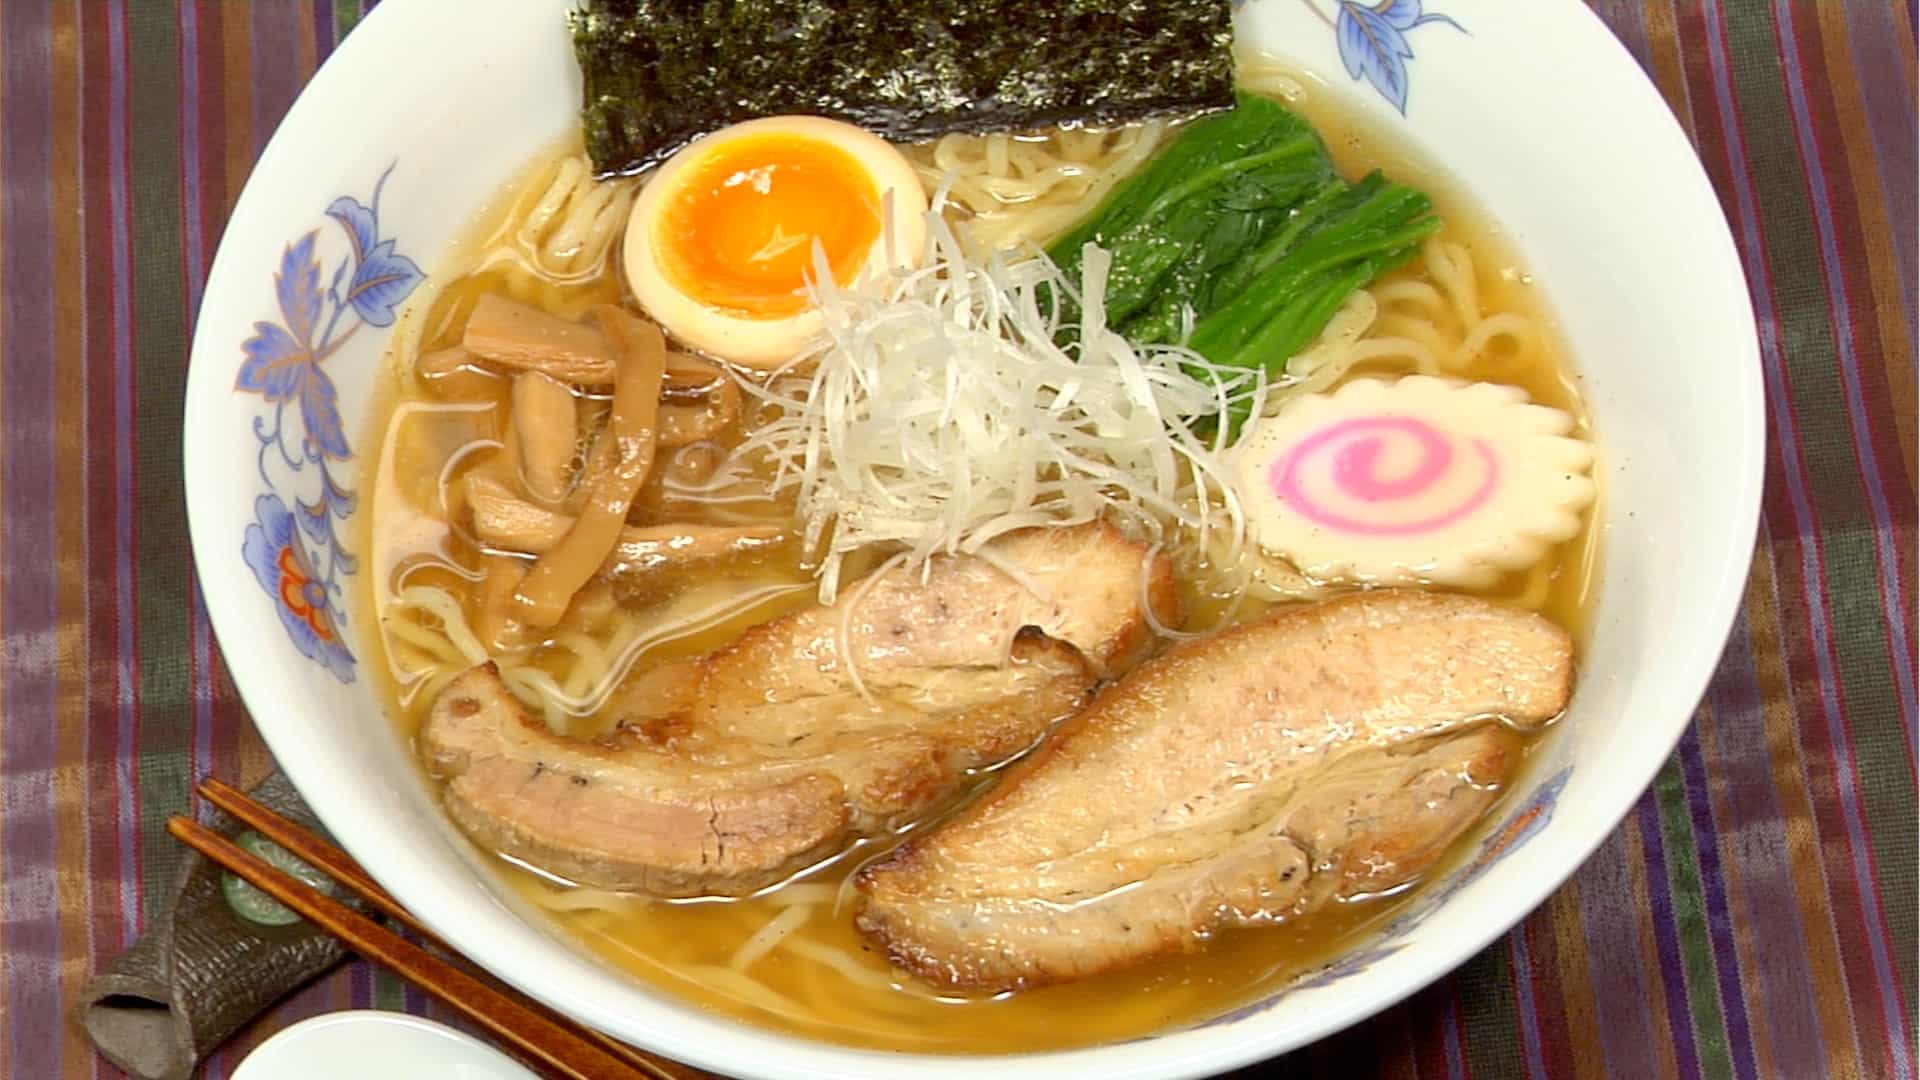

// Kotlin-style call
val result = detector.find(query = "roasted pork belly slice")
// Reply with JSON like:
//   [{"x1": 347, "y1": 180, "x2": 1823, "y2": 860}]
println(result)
[
  {"x1": 420, "y1": 523, "x2": 1173, "y2": 897},
  {"x1": 855, "y1": 590, "x2": 1573, "y2": 990},
  {"x1": 697, "y1": 520, "x2": 1176, "y2": 701},
  {"x1": 422, "y1": 633, "x2": 1089, "y2": 897},
  {"x1": 423, "y1": 665, "x2": 852, "y2": 897},
  {"x1": 640, "y1": 521, "x2": 1176, "y2": 749}
]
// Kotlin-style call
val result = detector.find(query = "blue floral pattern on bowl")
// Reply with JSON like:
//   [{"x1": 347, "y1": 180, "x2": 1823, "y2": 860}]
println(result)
[
  {"x1": 1298, "y1": 0, "x2": 1467, "y2": 115},
  {"x1": 1199, "y1": 765, "x2": 1572, "y2": 1028},
  {"x1": 234, "y1": 164, "x2": 423, "y2": 682}
]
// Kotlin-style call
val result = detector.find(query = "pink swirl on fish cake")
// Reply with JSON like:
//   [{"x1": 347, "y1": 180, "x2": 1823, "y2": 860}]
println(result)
[{"x1": 1268, "y1": 415, "x2": 1499, "y2": 537}]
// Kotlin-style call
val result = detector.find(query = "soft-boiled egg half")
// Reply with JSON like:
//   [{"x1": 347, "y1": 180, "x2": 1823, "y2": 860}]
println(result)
[{"x1": 623, "y1": 115, "x2": 928, "y2": 369}]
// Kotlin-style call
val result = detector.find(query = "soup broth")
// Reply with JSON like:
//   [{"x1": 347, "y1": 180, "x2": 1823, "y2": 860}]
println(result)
[{"x1": 359, "y1": 66, "x2": 1597, "y2": 1053}]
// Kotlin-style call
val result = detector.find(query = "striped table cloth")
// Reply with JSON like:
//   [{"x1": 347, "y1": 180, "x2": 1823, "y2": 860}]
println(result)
[{"x1": 0, "y1": 2, "x2": 1912, "y2": 1077}]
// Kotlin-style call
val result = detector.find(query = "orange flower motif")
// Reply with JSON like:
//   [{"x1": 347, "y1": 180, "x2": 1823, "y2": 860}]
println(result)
[
  {"x1": 275, "y1": 545, "x2": 335, "y2": 643},
  {"x1": 244, "y1": 493, "x2": 356, "y2": 682}
]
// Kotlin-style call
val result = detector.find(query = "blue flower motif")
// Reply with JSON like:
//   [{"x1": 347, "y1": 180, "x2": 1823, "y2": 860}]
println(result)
[
  {"x1": 235, "y1": 165, "x2": 424, "y2": 681},
  {"x1": 276, "y1": 229, "x2": 323, "y2": 344},
  {"x1": 326, "y1": 166, "x2": 423, "y2": 328},
  {"x1": 241, "y1": 494, "x2": 356, "y2": 683},
  {"x1": 1334, "y1": 0, "x2": 1465, "y2": 115},
  {"x1": 235, "y1": 232, "x2": 353, "y2": 462},
  {"x1": 1441, "y1": 764, "x2": 1570, "y2": 892}
]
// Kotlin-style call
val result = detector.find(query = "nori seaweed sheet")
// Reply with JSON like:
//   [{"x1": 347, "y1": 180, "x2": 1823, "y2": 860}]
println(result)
[{"x1": 572, "y1": 0, "x2": 1236, "y2": 177}]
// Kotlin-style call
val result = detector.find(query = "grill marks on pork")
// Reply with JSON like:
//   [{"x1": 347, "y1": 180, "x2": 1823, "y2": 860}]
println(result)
[
  {"x1": 419, "y1": 522, "x2": 1172, "y2": 897},
  {"x1": 854, "y1": 590, "x2": 1574, "y2": 990}
]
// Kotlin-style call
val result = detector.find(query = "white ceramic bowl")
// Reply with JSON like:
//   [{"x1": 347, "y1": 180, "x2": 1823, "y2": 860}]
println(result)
[
  {"x1": 182, "y1": 2, "x2": 1762, "y2": 1077},
  {"x1": 233, "y1": 1012, "x2": 536, "y2": 1080}
]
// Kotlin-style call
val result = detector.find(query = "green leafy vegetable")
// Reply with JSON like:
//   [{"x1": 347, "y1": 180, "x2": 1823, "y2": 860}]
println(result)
[
  {"x1": 572, "y1": 0, "x2": 1236, "y2": 177},
  {"x1": 1045, "y1": 93, "x2": 1442, "y2": 408}
]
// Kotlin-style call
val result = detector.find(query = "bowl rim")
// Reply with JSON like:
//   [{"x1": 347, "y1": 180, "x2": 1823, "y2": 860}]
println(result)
[
  {"x1": 182, "y1": 1, "x2": 1765, "y2": 1076},
  {"x1": 231, "y1": 1011, "x2": 535, "y2": 1080}
]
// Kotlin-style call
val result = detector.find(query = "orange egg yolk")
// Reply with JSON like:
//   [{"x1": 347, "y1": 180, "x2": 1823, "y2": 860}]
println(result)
[{"x1": 654, "y1": 133, "x2": 883, "y2": 319}]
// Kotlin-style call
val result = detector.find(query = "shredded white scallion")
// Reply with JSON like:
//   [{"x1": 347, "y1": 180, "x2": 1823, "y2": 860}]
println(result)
[{"x1": 726, "y1": 204, "x2": 1262, "y2": 604}]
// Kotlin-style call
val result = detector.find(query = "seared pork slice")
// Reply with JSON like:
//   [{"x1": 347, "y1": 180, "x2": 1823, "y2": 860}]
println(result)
[
  {"x1": 423, "y1": 665, "x2": 849, "y2": 896},
  {"x1": 855, "y1": 590, "x2": 1573, "y2": 990},
  {"x1": 636, "y1": 621, "x2": 1101, "y2": 835},
  {"x1": 968, "y1": 522, "x2": 1177, "y2": 675},
  {"x1": 696, "y1": 520, "x2": 1173, "y2": 695},
  {"x1": 602, "y1": 519, "x2": 1174, "y2": 732},
  {"x1": 422, "y1": 643, "x2": 1089, "y2": 897},
  {"x1": 420, "y1": 522, "x2": 1171, "y2": 896},
  {"x1": 658, "y1": 521, "x2": 1178, "y2": 756},
  {"x1": 423, "y1": 522, "x2": 1171, "y2": 895}
]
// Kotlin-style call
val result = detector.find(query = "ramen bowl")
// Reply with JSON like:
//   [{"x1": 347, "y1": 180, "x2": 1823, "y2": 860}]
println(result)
[{"x1": 181, "y1": 1, "x2": 1762, "y2": 1076}]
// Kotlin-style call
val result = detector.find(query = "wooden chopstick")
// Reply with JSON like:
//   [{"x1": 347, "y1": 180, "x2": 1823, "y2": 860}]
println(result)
[
  {"x1": 194, "y1": 779, "x2": 702, "y2": 1079},
  {"x1": 169, "y1": 809, "x2": 705, "y2": 1080},
  {"x1": 197, "y1": 779, "x2": 420, "y2": 933}
]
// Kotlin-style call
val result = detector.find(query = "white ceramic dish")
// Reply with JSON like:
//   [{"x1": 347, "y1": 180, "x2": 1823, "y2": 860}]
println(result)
[
  {"x1": 182, "y1": 2, "x2": 1762, "y2": 1077},
  {"x1": 231, "y1": 1011, "x2": 535, "y2": 1080}
]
